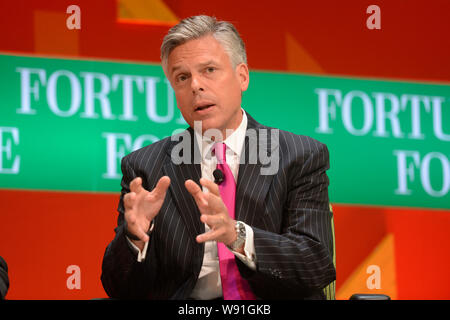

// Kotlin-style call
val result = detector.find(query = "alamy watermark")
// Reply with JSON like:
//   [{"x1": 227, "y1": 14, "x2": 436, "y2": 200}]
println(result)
[
  {"x1": 366, "y1": 5, "x2": 381, "y2": 30},
  {"x1": 366, "y1": 264, "x2": 381, "y2": 289},
  {"x1": 66, "y1": 5, "x2": 81, "y2": 30},
  {"x1": 170, "y1": 121, "x2": 280, "y2": 176},
  {"x1": 66, "y1": 264, "x2": 81, "y2": 290}
]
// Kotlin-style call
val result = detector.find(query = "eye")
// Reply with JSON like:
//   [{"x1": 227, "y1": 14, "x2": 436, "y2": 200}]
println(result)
[
  {"x1": 205, "y1": 67, "x2": 215, "y2": 73},
  {"x1": 176, "y1": 73, "x2": 188, "y2": 82}
]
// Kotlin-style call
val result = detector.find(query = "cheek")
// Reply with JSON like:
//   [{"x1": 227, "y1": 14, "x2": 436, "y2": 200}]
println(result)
[
  {"x1": 220, "y1": 87, "x2": 241, "y2": 110},
  {"x1": 216, "y1": 79, "x2": 240, "y2": 103},
  {"x1": 174, "y1": 97, "x2": 193, "y2": 122},
  {"x1": 174, "y1": 91, "x2": 190, "y2": 111}
]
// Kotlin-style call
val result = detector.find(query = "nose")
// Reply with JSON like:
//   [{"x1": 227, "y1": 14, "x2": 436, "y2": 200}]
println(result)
[{"x1": 190, "y1": 73, "x2": 204, "y2": 93}]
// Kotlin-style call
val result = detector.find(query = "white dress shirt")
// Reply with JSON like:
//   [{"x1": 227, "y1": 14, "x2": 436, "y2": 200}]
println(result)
[
  {"x1": 190, "y1": 109, "x2": 256, "y2": 299},
  {"x1": 128, "y1": 109, "x2": 256, "y2": 300}
]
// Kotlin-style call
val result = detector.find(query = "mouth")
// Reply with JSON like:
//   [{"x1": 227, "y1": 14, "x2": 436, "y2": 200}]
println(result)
[{"x1": 194, "y1": 103, "x2": 215, "y2": 112}]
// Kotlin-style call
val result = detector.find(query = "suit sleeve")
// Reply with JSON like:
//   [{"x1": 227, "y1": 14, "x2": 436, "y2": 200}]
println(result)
[
  {"x1": 237, "y1": 139, "x2": 336, "y2": 299},
  {"x1": 100, "y1": 156, "x2": 160, "y2": 299}
]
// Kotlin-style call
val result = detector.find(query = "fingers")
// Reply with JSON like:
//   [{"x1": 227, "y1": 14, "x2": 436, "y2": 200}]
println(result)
[
  {"x1": 127, "y1": 218, "x2": 150, "y2": 243},
  {"x1": 185, "y1": 178, "x2": 228, "y2": 217},
  {"x1": 129, "y1": 177, "x2": 143, "y2": 193},
  {"x1": 185, "y1": 179, "x2": 201, "y2": 195},
  {"x1": 124, "y1": 176, "x2": 170, "y2": 241},
  {"x1": 197, "y1": 213, "x2": 235, "y2": 244},
  {"x1": 152, "y1": 176, "x2": 171, "y2": 198},
  {"x1": 196, "y1": 228, "x2": 221, "y2": 243},
  {"x1": 196, "y1": 216, "x2": 235, "y2": 244},
  {"x1": 130, "y1": 176, "x2": 171, "y2": 195},
  {"x1": 133, "y1": 227, "x2": 150, "y2": 243},
  {"x1": 185, "y1": 179, "x2": 208, "y2": 207},
  {"x1": 124, "y1": 208, "x2": 150, "y2": 242},
  {"x1": 200, "y1": 213, "x2": 227, "y2": 226},
  {"x1": 198, "y1": 178, "x2": 226, "y2": 212},
  {"x1": 123, "y1": 192, "x2": 136, "y2": 211},
  {"x1": 199, "y1": 178, "x2": 220, "y2": 196}
]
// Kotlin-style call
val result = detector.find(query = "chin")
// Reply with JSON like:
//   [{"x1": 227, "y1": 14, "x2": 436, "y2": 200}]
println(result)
[
  {"x1": 196, "y1": 119, "x2": 225, "y2": 136},
  {"x1": 200, "y1": 119, "x2": 221, "y2": 132}
]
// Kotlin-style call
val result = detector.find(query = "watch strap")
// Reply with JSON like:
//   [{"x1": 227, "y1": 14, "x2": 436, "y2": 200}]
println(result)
[{"x1": 228, "y1": 221, "x2": 246, "y2": 250}]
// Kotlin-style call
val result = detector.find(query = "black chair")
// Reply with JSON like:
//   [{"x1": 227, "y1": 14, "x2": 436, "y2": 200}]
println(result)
[
  {"x1": 325, "y1": 205, "x2": 391, "y2": 300},
  {"x1": 0, "y1": 256, "x2": 10, "y2": 300},
  {"x1": 350, "y1": 294, "x2": 390, "y2": 300}
]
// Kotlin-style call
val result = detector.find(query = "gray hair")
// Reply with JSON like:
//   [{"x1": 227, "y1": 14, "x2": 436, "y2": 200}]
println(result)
[{"x1": 160, "y1": 15, "x2": 247, "y2": 69}]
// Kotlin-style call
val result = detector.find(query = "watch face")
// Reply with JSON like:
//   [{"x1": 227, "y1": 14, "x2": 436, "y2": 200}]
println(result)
[
  {"x1": 237, "y1": 222, "x2": 246, "y2": 236},
  {"x1": 229, "y1": 222, "x2": 246, "y2": 250}
]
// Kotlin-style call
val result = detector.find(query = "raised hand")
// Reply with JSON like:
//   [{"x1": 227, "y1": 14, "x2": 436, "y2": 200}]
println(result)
[
  {"x1": 124, "y1": 176, "x2": 170, "y2": 245},
  {"x1": 185, "y1": 178, "x2": 237, "y2": 247}
]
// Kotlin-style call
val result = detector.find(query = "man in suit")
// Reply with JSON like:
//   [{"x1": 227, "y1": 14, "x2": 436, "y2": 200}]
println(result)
[{"x1": 101, "y1": 15, "x2": 335, "y2": 300}]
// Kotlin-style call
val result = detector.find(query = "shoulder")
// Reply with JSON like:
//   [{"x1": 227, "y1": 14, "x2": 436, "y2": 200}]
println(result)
[
  {"x1": 245, "y1": 111, "x2": 327, "y2": 156},
  {"x1": 278, "y1": 129, "x2": 328, "y2": 156},
  {"x1": 121, "y1": 134, "x2": 173, "y2": 167}
]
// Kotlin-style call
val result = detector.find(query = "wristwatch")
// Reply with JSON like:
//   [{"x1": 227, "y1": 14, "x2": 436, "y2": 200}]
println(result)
[{"x1": 228, "y1": 221, "x2": 246, "y2": 251}]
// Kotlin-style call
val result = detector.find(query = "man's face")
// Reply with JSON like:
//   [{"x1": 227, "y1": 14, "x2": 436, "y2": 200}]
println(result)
[{"x1": 165, "y1": 35, "x2": 249, "y2": 138}]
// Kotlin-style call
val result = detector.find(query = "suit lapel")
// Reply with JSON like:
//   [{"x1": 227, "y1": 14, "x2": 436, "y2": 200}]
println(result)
[
  {"x1": 161, "y1": 112, "x2": 277, "y2": 235},
  {"x1": 235, "y1": 113, "x2": 277, "y2": 226},
  {"x1": 163, "y1": 128, "x2": 205, "y2": 239}
]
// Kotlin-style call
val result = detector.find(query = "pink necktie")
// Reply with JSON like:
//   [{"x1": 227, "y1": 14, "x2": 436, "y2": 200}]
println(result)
[{"x1": 214, "y1": 142, "x2": 256, "y2": 300}]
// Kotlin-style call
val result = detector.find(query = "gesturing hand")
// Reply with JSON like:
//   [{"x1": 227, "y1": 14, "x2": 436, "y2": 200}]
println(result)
[
  {"x1": 185, "y1": 178, "x2": 237, "y2": 246},
  {"x1": 124, "y1": 176, "x2": 170, "y2": 244}
]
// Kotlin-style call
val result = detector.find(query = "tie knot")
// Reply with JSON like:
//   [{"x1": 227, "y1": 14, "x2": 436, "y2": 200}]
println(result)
[{"x1": 213, "y1": 142, "x2": 227, "y2": 164}]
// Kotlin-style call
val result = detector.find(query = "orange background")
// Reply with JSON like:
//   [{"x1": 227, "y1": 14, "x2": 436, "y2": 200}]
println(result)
[{"x1": 0, "y1": 0, "x2": 449, "y2": 299}]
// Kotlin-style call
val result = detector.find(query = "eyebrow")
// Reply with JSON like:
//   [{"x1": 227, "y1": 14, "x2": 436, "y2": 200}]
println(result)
[
  {"x1": 197, "y1": 60, "x2": 217, "y2": 68},
  {"x1": 170, "y1": 60, "x2": 218, "y2": 75},
  {"x1": 169, "y1": 65, "x2": 183, "y2": 76}
]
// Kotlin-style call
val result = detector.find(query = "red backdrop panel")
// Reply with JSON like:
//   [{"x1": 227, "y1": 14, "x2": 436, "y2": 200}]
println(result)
[{"x1": 0, "y1": 189, "x2": 116, "y2": 299}]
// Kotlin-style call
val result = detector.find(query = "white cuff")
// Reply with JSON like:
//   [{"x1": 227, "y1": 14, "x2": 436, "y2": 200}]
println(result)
[
  {"x1": 126, "y1": 237, "x2": 149, "y2": 262},
  {"x1": 231, "y1": 222, "x2": 257, "y2": 271}
]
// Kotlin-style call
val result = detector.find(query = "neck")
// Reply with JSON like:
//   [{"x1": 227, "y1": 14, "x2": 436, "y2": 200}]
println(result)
[
  {"x1": 196, "y1": 109, "x2": 244, "y2": 142},
  {"x1": 219, "y1": 109, "x2": 244, "y2": 141}
]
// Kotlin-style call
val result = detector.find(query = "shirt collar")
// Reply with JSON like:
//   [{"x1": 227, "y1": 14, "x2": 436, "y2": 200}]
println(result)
[{"x1": 194, "y1": 109, "x2": 248, "y2": 160}]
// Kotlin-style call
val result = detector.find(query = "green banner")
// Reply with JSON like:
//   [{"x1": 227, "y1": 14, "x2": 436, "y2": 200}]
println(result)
[{"x1": 1, "y1": 54, "x2": 449, "y2": 209}]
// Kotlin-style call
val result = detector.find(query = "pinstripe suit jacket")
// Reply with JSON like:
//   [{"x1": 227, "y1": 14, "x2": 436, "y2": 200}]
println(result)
[{"x1": 101, "y1": 112, "x2": 336, "y2": 299}]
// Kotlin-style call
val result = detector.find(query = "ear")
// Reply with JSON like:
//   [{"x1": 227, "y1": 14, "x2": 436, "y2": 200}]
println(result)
[
  {"x1": 162, "y1": 62, "x2": 173, "y2": 86},
  {"x1": 236, "y1": 63, "x2": 250, "y2": 92}
]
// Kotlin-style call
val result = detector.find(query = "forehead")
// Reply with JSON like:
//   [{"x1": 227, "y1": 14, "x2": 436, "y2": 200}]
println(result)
[{"x1": 166, "y1": 35, "x2": 231, "y2": 73}]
